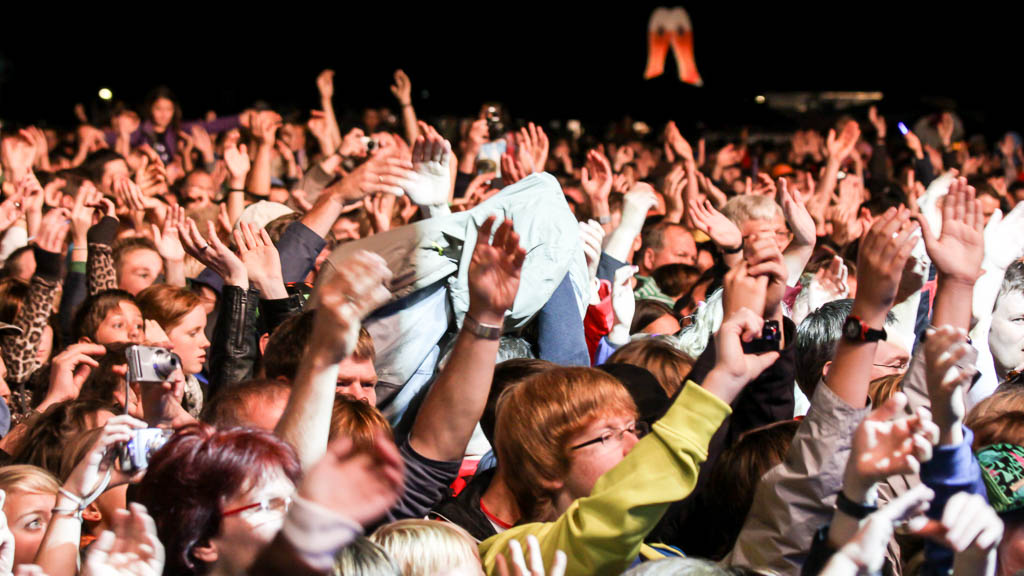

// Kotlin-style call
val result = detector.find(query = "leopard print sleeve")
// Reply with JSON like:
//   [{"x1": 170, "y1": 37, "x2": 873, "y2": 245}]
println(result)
[
  {"x1": 87, "y1": 243, "x2": 118, "y2": 295},
  {"x1": 1, "y1": 274, "x2": 60, "y2": 385}
]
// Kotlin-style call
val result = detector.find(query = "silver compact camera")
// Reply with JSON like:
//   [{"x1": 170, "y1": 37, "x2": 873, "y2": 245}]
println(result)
[
  {"x1": 125, "y1": 345, "x2": 181, "y2": 384},
  {"x1": 121, "y1": 428, "x2": 173, "y2": 473}
]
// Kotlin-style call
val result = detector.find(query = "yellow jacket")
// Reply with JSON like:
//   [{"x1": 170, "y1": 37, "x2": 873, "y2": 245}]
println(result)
[{"x1": 479, "y1": 382, "x2": 731, "y2": 575}]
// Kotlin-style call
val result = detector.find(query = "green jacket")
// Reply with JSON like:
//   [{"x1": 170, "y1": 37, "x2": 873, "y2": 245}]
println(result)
[{"x1": 479, "y1": 382, "x2": 731, "y2": 575}]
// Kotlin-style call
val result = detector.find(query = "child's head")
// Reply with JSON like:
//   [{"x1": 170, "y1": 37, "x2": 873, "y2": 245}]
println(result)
[{"x1": 74, "y1": 289, "x2": 144, "y2": 345}]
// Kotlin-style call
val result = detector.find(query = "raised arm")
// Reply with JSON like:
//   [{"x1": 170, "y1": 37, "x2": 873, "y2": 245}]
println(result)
[
  {"x1": 391, "y1": 69, "x2": 420, "y2": 148},
  {"x1": 245, "y1": 111, "x2": 282, "y2": 200},
  {"x1": 410, "y1": 216, "x2": 525, "y2": 461},
  {"x1": 275, "y1": 251, "x2": 392, "y2": 469}
]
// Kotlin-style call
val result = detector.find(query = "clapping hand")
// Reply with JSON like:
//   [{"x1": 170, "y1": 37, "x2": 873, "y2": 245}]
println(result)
[
  {"x1": 915, "y1": 177, "x2": 984, "y2": 285},
  {"x1": 403, "y1": 122, "x2": 452, "y2": 208},
  {"x1": 180, "y1": 218, "x2": 248, "y2": 288},
  {"x1": 468, "y1": 216, "x2": 526, "y2": 326},
  {"x1": 234, "y1": 221, "x2": 287, "y2": 299},
  {"x1": 313, "y1": 251, "x2": 393, "y2": 363},
  {"x1": 81, "y1": 503, "x2": 165, "y2": 576}
]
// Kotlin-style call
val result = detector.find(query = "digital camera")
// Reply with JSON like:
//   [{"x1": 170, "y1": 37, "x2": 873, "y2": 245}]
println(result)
[
  {"x1": 125, "y1": 345, "x2": 181, "y2": 384},
  {"x1": 741, "y1": 319, "x2": 781, "y2": 354},
  {"x1": 121, "y1": 428, "x2": 173, "y2": 473}
]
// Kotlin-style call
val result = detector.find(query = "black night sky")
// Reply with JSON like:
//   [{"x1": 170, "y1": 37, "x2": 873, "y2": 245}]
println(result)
[{"x1": 1, "y1": 5, "x2": 1020, "y2": 137}]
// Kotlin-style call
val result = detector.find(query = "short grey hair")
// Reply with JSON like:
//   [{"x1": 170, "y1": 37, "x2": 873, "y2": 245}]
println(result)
[
  {"x1": 795, "y1": 299, "x2": 896, "y2": 398},
  {"x1": 994, "y1": 260, "x2": 1024, "y2": 312}
]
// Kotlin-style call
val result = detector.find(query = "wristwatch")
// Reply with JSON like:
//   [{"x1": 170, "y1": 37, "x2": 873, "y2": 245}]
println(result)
[
  {"x1": 842, "y1": 315, "x2": 887, "y2": 343},
  {"x1": 463, "y1": 314, "x2": 502, "y2": 340}
]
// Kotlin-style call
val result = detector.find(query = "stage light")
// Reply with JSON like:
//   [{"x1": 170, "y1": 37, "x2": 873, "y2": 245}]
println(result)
[
  {"x1": 98, "y1": 88, "x2": 113, "y2": 101},
  {"x1": 754, "y1": 94, "x2": 766, "y2": 104}
]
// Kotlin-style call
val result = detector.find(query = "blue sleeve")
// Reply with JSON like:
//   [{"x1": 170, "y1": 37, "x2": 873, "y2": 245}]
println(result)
[
  {"x1": 597, "y1": 252, "x2": 627, "y2": 284},
  {"x1": 919, "y1": 426, "x2": 988, "y2": 576},
  {"x1": 276, "y1": 222, "x2": 327, "y2": 284},
  {"x1": 593, "y1": 336, "x2": 620, "y2": 366},
  {"x1": 535, "y1": 272, "x2": 590, "y2": 366}
]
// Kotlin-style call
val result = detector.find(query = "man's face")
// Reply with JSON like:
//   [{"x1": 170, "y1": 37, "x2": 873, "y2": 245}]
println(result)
[
  {"x1": 978, "y1": 194, "x2": 1001, "y2": 225},
  {"x1": 644, "y1": 226, "x2": 697, "y2": 274},
  {"x1": 117, "y1": 249, "x2": 163, "y2": 295},
  {"x1": 336, "y1": 356, "x2": 377, "y2": 406},
  {"x1": 990, "y1": 291, "x2": 1024, "y2": 378},
  {"x1": 739, "y1": 214, "x2": 790, "y2": 252},
  {"x1": 183, "y1": 172, "x2": 215, "y2": 208},
  {"x1": 870, "y1": 339, "x2": 911, "y2": 380}
]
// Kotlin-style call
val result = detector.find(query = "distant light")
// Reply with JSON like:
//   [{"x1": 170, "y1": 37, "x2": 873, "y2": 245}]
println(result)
[
  {"x1": 98, "y1": 88, "x2": 113, "y2": 101},
  {"x1": 754, "y1": 94, "x2": 766, "y2": 104}
]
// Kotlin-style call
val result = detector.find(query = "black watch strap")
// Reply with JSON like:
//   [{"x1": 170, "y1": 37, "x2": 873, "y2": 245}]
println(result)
[{"x1": 835, "y1": 490, "x2": 878, "y2": 519}]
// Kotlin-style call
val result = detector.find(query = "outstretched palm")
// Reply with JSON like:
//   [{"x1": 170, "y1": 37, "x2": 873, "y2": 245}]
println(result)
[
  {"x1": 468, "y1": 216, "x2": 526, "y2": 323},
  {"x1": 918, "y1": 177, "x2": 984, "y2": 283},
  {"x1": 405, "y1": 133, "x2": 452, "y2": 207}
]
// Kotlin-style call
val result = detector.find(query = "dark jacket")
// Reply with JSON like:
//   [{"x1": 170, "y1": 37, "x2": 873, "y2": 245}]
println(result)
[{"x1": 429, "y1": 466, "x2": 499, "y2": 542}]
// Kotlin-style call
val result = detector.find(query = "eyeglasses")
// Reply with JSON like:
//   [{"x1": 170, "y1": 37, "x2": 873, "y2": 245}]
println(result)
[
  {"x1": 873, "y1": 360, "x2": 909, "y2": 371},
  {"x1": 222, "y1": 496, "x2": 292, "y2": 522},
  {"x1": 570, "y1": 421, "x2": 650, "y2": 451}
]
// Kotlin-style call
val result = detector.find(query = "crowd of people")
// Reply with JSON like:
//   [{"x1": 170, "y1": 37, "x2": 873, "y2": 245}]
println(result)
[{"x1": 0, "y1": 66, "x2": 1020, "y2": 576}]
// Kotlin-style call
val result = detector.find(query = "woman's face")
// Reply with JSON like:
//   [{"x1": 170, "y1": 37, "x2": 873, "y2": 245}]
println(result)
[
  {"x1": 91, "y1": 301, "x2": 145, "y2": 345},
  {"x1": 167, "y1": 306, "x2": 210, "y2": 375},
  {"x1": 559, "y1": 412, "x2": 641, "y2": 513},
  {"x1": 4, "y1": 490, "x2": 57, "y2": 567},
  {"x1": 150, "y1": 97, "x2": 175, "y2": 130},
  {"x1": 211, "y1": 470, "x2": 295, "y2": 573}
]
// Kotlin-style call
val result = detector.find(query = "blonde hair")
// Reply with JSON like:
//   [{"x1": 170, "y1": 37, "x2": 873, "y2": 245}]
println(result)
[
  {"x1": 370, "y1": 519, "x2": 482, "y2": 576},
  {"x1": 720, "y1": 195, "x2": 783, "y2": 227},
  {"x1": 0, "y1": 465, "x2": 61, "y2": 498},
  {"x1": 495, "y1": 366, "x2": 637, "y2": 522},
  {"x1": 607, "y1": 339, "x2": 695, "y2": 397}
]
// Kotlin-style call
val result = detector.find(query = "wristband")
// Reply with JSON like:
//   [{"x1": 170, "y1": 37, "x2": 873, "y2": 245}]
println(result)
[
  {"x1": 227, "y1": 188, "x2": 247, "y2": 194},
  {"x1": 463, "y1": 314, "x2": 502, "y2": 340},
  {"x1": 723, "y1": 243, "x2": 742, "y2": 255},
  {"x1": 835, "y1": 490, "x2": 878, "y2": 519}
]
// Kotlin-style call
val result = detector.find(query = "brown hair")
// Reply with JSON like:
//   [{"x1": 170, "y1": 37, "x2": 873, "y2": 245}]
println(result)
[
  {"x1": 72, "y1": 289, "x2": 140, "y2": 343},
  {"x1": 607, "y1": 339, "x2": 694, "y2": 397},
  {"x1": 112, "y1": 236, "x2": 160, "y2": 270},
  {"x1": 970, "y1": 411, "x2": 1024, "y2": 451},
  {"x1": 329, "y1": 395, "x2": 393, "y2": 450},
  {"x1": 651, "y1": 263, "x2": 702, "y2": 300},
  {"x1": 262, "y1": 309, "x2": 375, "y2": 381},
  {"x1": 868, "y1": 373, "x2": 904, "y2": 409},
  {"x1": 136, "y1": 284, "x2": 202, "y2": 331},
  {"x1": 200, "y1": 379, "x2": 291, "y2": 429},
  {"x1": 495, "y1": 366, "x2": 637, "y2": 522},
  {"x1": 0, "y1": 277, "x2": 29, "y2": 323}
]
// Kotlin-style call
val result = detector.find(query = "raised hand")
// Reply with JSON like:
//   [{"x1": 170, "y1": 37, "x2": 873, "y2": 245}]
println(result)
[
  {"x1": 468, "y1": 216, "x2": 526, "y2": 326},
  {"x1": 856, "y1": 207, "x2": 919, "y2": 317},
  {"x1": 723, "y1": 260, "x2": 769, "y2": 319},
  {"x1": 307, "y1": 111, "x2": 335, "y2": 154},
  {"x1": 316, "y1": 69, "x2": 335, "y2": 101},
  {"x1": 580, "y1": 150, "x2": 613, "y2": 205},
  {"x1": 619, "y1": 184, "x2": 658, "y2": 234},
  {"x1": 190, "y1": 126, "x2": 215, "y2": 164},
  {"x1": 151, "y1": 204, "x2": 186, "y2": 264},
  {"x1": 63, "y1": 415, "x2": 149, "y2": 500},
  {"x1": 251, "y1": 110, "x2": 282, "y2": 147},
  {"x1": 496, "y1": 535, "x2": 567, "y2": 576},
  {"x1": 701, "y1": 307, "x2": 782, "y2": 404},
  {"x1": 915, "y1": 177, "x2": 984, "y2": 284},
  {"x1": 946, "y1": 493, "x2": 1004, "y2": 576},
  {"x1": 519, "y1": 123, "x2": 549, "y2": 174},
  {"x1": 579, "y1": 219, "x2": 604, "y2": 284},
  {"x1": 2, "y1": 134, "x2": 35, "y2": 181},
  {"x1": 841, "y1": 392, "x2": 939, "y2": 503},
  {"x1": 82, "y1": 503, "x2": 165, "y2": 576},
  {"x1": 313, "y1": 250, "x2": 393, "y2": 362},
  {"x1": 180, "y1": 218, "x2": 248, "y2": 288},
  {"x1": 500, "y1": 153, "x2": 527, "y2": 186},
  {"x1": 608, "y1": 265, "x2": 638, "y2": 346},
  {"x1": 868, "y1": 106, "x2": 886, "y2": 140},
  {"x1": 689, "y1": 197, "x2": 741, "y2": 252},
  {"x1": 0, "y1": 187, "x2": 25, "y2": 233},
  {"x1": 829, "y1": 484, "x2": 935, "y2": 575},
  {"x1": 363, "y1": 193, "x2": 397, "y2": 234},
  {"x1": 298, "y1": 430, "x2": 405, "y2": 527},
  {"x1": 777, "y1": 177, "x2": 815, "y2": 247},
  {"x1": 403, "y1": 123, "x2": 452, "y2": 207},
  {"x1": 233, "y1": 221, "x2": 287, "y2": 299},
  {"x1": 338, "y1": 127, "x2": 369, "y2": 158},
  {"x1": 715, "y1": 143, "x2": 744, "y2": 169},
  {"x1": 826, "y1": 120, "x2": 862, "y2": 162},
  {"x1": 223, "y1": 141, "x2": 250, "y2": 187},
  {"x1": 34, "y1": 207, "x2": 71, "y2": 254},
  {"x1": 71, "y1": 182, "x2": 103, "y2": 245},
  {"x1": 745, "y1": 236, "x2": 788, "y2": 318},
  {"x1": 44, "y1": 342, "x2": 107, "y2": 408},
  {"x1": 662, "y1": 163, "x2": 686, "y2": 223},
  {"x1": 904, "y1": 129, "x2": 925, "y2": 159},
  {"x1": 613, "y1": 145, "x2": 635, "y2": 173},
  {"x1": 664, "y1": 121, "x2": 694, "y2": 163},
  {"x1": 325, "y1": 148, "x2": 415, "y2": 202},
  {"x1": 390, "y1": 69, "x2": 412, "y2": 106},
  {"x1": 923, "y1": 325, "x2": 973, "y2": 445}
]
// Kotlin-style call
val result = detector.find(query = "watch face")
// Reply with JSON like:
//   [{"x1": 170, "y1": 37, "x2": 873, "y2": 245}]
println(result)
[{"x1": 844, "y1": 318, "x2": 861, "y2": 339}]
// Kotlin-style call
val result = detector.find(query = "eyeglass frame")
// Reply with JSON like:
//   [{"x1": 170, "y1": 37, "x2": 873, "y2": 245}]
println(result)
[
  {"x1": 222, "y1": 495, "x2": 293, "y2": 519},
  {"x1": 569, "y1": 421, "x2": 650, "y2": 451}
]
